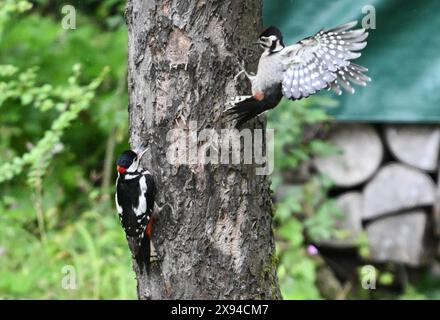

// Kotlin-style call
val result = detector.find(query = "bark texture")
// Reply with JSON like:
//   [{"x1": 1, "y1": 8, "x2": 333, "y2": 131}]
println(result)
[{"x1": 125, "y1": 0, "x2": 280, "y2": 299}]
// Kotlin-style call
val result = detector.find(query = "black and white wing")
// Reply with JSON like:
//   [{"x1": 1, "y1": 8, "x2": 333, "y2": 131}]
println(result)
[{"x1": 281, "y1": 21, "x2": 371, "y2": 100}]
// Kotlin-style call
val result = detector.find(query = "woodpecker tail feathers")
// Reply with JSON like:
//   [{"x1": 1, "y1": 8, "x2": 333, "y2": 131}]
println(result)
[
  {"x1": 224, "y1": 97, "x2": 272, "y2": 128},
  {"x1": 128, "y1": 234, "x2": 151, "y2": 275},
  {"x1": 225, "y1": 83, "x2": 283, "y2": 127}
]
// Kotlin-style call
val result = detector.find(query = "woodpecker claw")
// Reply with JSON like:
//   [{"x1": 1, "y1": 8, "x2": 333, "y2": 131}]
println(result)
[
  {"x1": 236, "y1": 58, "x2": 246, "y2": 70},
  {"x1": 234, "y1": 69, "x2": 245, "y2": 84},
  {"x1": 137, "y1": 147, "x2": 149, "y2": 161},
  {"x1": 233, "y1": 58, "x2": 245, "y2": 83}
]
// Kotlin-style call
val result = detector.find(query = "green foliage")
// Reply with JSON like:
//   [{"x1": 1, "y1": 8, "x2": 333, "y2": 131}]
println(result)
[
  {"x1": 399, "y1": 275, "x2": 440, "y2": 300},
  {"x1": 0, "y1": 0, "x2": 134, "y2": 299},
  {"x1": 0, "y1": 64, "x2": 107, "y2": 186},
  {"x1": 0, "y1": 198, "x2": 136, "y2": 299},
  {"x1": 276, "y1": 219, "x2": 320, "y2": 299},
  {"x1": 269, "y1": 98, "x2": 338, "y2": 171},
  {"x1": 355, "y1": 232, "x2": 370, "y2": 259},
  {"x1": 379, "y1": 271, "x2": 394, "y2": 286},
  {"x1": 0, "y1": 1, "x2": 33, "y2": 40},
  {"x1": 399, "y1": 285, "x2": 427, "y2": 300},
  {"x1": 268, "y1": 98, "x2": 341, "y2": 299}
]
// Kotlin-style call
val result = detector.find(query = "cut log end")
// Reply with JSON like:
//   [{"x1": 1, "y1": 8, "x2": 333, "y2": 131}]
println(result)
[
  {"x1": 363, "y1": 163, "x2": 436, "y2": 220},
  {"x1": 314, "y1": 124, "x2": 383, "y2": 188},
  {"x1": 365, "y1": 211, "x2": 430, "y2": 267},
  {"x1": 385, "y1": 125, "x2": 440, "y2": 172}
]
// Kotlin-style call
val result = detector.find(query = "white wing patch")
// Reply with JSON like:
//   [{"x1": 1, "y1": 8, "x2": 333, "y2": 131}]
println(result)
[
  {"x1": 115, "y1": 192, "x2": 123, "y2": 215},
  {"x1": 133, "y1": 175, "x2": 147, "y2": 217},
  {"x1": 282, "y1": 21, "x2": 370, "y2": 100},
  {"x1": 124, "y1": 174, "x2": 140, "y2": 180}
]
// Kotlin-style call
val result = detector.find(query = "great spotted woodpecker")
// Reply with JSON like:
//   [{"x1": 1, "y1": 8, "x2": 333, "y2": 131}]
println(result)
[
  {"x1": 226, "y1": 21, "x2": 371, "y2": 127},
  {"x1": 115, "y1": 148, "x2": 155, "y2": 274}
]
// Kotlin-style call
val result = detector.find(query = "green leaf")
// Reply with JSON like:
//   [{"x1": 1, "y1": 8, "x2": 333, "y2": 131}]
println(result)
[{"x1": 279, "y1": 220, "x2": 304, "y2": 248}]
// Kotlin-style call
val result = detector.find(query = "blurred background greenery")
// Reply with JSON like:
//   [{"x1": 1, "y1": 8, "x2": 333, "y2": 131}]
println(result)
[
  {"x1": 1, "y1": 0, "x2": 438, "y2": 299},
  {"x1": 0, "y1": 0, "x2": 135, "y2": 299}
]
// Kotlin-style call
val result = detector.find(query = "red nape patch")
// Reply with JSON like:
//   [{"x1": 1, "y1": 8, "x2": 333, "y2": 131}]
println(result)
[{"x1": 117, "y1": 165, "x2": 126, "y2": 174}]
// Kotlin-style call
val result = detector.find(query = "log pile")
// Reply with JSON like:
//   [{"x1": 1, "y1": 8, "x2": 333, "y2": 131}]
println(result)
[{"x1": 314, "y1": 124, "x2": 439, "y2": 267}]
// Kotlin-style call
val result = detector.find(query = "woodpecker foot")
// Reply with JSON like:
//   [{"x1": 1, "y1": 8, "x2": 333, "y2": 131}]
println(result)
[{"x1": 150, "y1": 242, "x2": 158, "y2": 262}]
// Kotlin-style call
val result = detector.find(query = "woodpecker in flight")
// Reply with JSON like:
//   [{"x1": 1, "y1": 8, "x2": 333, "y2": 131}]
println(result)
[
  {"x1": 115, "y1": 148, "x2": 155, "y2": 274},
  {"x1": 226, "y1": 21, "x2": 371, "y2": 127}
]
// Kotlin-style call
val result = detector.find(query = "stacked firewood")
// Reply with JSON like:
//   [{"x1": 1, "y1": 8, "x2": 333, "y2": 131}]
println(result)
[{"x1": 314, "y1": 124, "x2": 440, "y2": 267}]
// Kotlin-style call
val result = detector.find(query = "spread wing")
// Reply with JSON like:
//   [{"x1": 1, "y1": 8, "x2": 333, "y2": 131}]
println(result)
[{"x1": 281, "y1": 21, "x2": 371, "y2": 100}]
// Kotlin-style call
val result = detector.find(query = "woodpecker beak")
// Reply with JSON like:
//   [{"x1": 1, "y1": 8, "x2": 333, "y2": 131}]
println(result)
[{"x1": 117, "y1": 165, "x2": 126, "y2": 174}]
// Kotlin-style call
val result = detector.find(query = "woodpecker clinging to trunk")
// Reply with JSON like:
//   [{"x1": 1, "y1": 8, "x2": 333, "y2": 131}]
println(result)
[
  {"x1": 115, "y1": 148, "x2": 155, "y2": 274},
  {"x1": 226, "y1": 21, "x2": 371, "y2": 127}
]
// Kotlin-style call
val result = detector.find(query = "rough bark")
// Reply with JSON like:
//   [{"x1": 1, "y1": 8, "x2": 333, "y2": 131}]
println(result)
[{"x1": 125, "y1": 0, "x2": 280, "y2": 299}]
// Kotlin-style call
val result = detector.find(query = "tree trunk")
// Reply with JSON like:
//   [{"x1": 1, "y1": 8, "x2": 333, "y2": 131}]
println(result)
[{"x1": 125, "y1": 0, "x2": 280, "y2": 299}]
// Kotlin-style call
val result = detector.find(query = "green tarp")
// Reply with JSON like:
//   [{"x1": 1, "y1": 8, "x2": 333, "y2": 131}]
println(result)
[{"x1": 263, "y1": 0, "x2": 440, "y2": 122}]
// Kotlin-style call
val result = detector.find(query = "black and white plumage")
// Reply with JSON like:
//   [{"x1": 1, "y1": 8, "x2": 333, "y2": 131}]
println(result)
[
  {"x1": 226, "y1": 21, "x2": 371, "y2": 127},
  {"x1": 115, "y1": 149, "x2": 155, "y2": 274}
]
